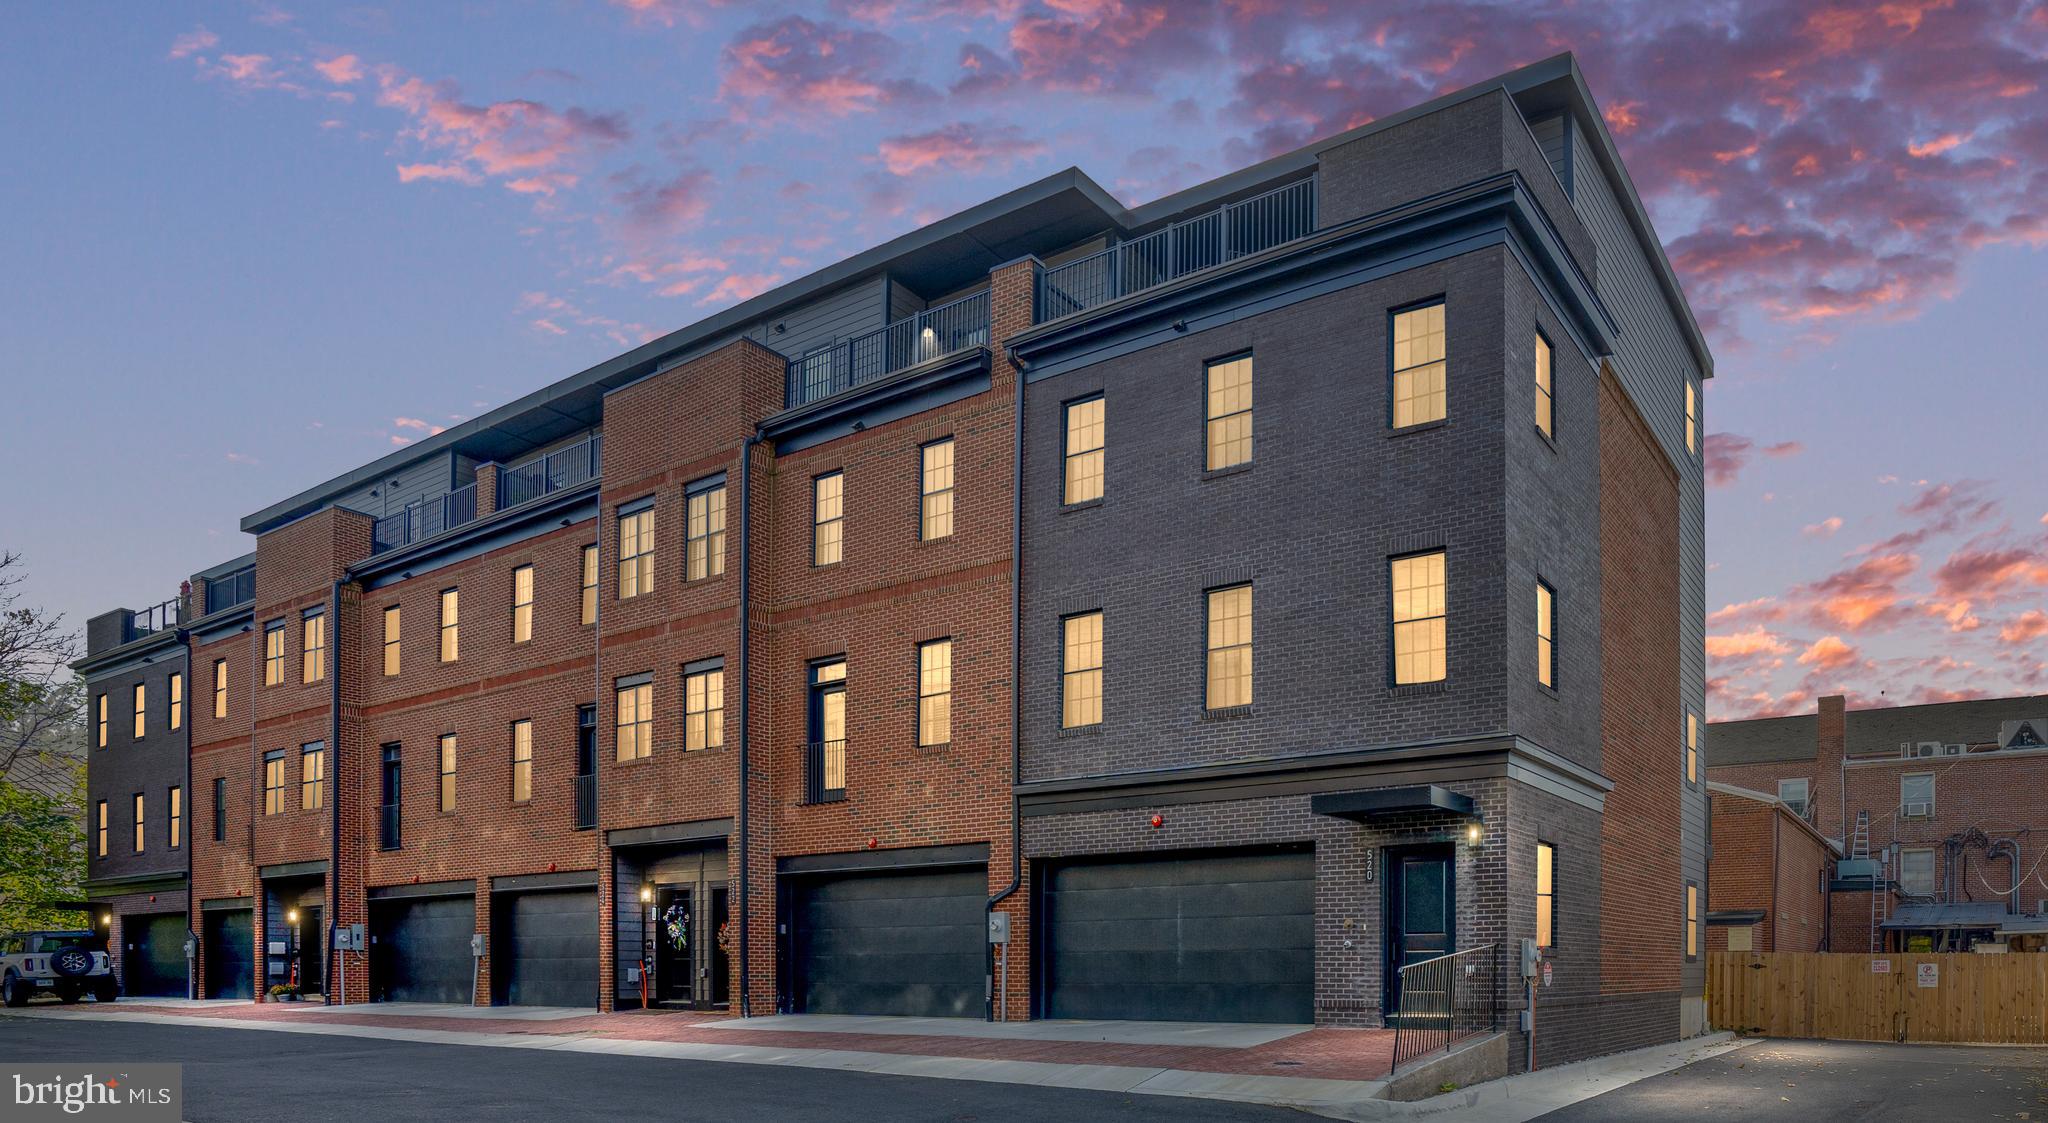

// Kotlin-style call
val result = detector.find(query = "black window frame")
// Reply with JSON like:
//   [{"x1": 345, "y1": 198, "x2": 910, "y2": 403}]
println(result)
[
  {"x1": 805, "y1": 658, "x2": 847, "y2": 803},
  {"x1": 1387, "y1": 296, "x2": 1448, "y2": 431},
  {"x1": 212, "y1": 776, "x2": 227, "y2": 842},
  {"x1": 379, "y1": 743, "x2": 402, "y2": 850}
]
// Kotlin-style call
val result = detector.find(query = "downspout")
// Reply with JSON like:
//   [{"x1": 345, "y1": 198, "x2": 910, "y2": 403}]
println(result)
[
  {"x1": 590, "y1": 512, "x2": 604, "y2": 1013},
  {"x1": 736, "y1": 433, "x2": 763, "y2": 1017},
  {"x1": 985, "y1": 346, "x2": 1026, "y2": 1021},
  {"x1": 178, "y1": 610, "x2": 194, "y2": 1001},
  {"x1": 326, "y1": 577, "x2": 344, "y2": 1005},
  {"x1": 1989, "y1": 838, "x2": 2021, "y2": 914}
]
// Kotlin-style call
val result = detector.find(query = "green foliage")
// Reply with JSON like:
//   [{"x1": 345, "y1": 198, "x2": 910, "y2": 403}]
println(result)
[{"x1": 0, "y1": 769, "x2": 85, "y2": 932}]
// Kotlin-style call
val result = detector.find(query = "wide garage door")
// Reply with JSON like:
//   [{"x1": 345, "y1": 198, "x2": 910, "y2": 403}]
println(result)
[
  {"x1": 1041, "y1": 846, "x2": 1314, "y2": 1023},
  {"x1": 123, "y1": 913, "x2": 188, "y2": 997},
  {"x1": 203, "y1": 909, "x2": 253, "y2": 1000},
  {"x1": 371, "y1": 895, "x2": 475, "y2": 1003},
  {"x1": 791, "y1": 866, "x2": 983, "y2": 1017},
  {"x1": 493, "y1": 889, "x2": 598, "y2": 1008}
]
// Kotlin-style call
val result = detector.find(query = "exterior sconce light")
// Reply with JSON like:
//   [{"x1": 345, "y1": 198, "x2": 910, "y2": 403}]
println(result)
[
  {"x1": 1464, "y1": 820, "x2": 1485, "y2": 848},
  {"x1": 639, "y1": 885, "x2": 653, "y2": 904},
  {"x1": 287, "y1": 909, "x2": 300, "y2": 925},
  {"x1": 101, "y1": 913, "x2": 113, "y2": 927}
]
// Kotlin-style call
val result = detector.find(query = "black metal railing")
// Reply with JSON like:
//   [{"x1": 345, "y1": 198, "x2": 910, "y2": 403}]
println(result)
[
  {"x1": 128, "y1": 598, "x2": 182, "y2": 640},
  {"x1": 205, "y1": 565, "x2": 256, "y2": 615},
  {"x1": 1390, "y1": 944, "x2": 1502, "y2": 1071},
  {"x1": 1036, "y1": 177, "x2": 1317, "y2": 322},
  {"x1": 786, "y1": 291, "x2": 990, "y2": 409},
  {"x1": 572, "y1": 774, "x2": 596, "y2": 831},
  {"x1": 377, "y1": 803, "x2": 401, "y2": 850},
  {"x1": 804, "y1": 740, "x2": 846, "y2": 804},
  {"x1": 371, "y1": 482, "x2": 479, "y2": 555},
  {"x1": 500, "y1": 433, "x2": 603, "y2": 509}
]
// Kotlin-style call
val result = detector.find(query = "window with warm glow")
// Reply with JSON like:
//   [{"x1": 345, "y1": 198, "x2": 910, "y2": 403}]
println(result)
[
  {"x1": 264, "y1": 621, "x2": 285, "y2": 686},
  {"x1": 810, "y1": 660, "x2": 847, "y2": 798},
  {"x1": 687, "y1": 481, "x2": 727, "y2": 580},
  {"x1": 918, "y1": 639, "x2": 952, "y2": 746},
  {"x1": 1062, "y1": 612, "x2": 1102, "y2": 729},
  {"x1": 812, "y1": 473, "x2": 844, "y2": 566},
  {"x1": 510, "y1": 720, "x2": 532, "y2": 803},
  {"x1": 581, "y1": 544, "x2": 598, "y2": 624},
  {"x1": 1687, "y1": 710, "x2": 1700, "y2": 783},
  {"x1": 616, "y1": 679, "x2": 652, "y2": 761},
  {"x1": 169, "y1": 786, "x2": 182, "y2": 849},
  {"x1": 302, "y1": 610, "x2": 326, "y2": 683},
  {"x1": 439, "y1": 588, "x2": 460, "y2": 663},
  {"x1": 1536, "y1": 580, "x2": 1556, "y2": 689},
  {"x1": 511, "y1": 565, "x2": 534, "y2": 643},
  {"x1": 920, "y1": 440, "x2": 955, "y2": 540},
  {"x1": 1686, "y1": 882, "x2": 1699, "y2": 959},
  {"x1": 1534, "y1": 332, "x2": 1554, "y2": 439},
  {"x1": 95, "y1": 800, "x2": 107, "y2": 856},
  {"x1": 96, "y1": 694, "x2": 107, "y2": 748},
  {"x1": 132, "y1": 793, "x2": 145, "y2": 853},
  {"x1": 132, "y1": 683, "x2": 146, "y2": 740},
  {"x1": 1063, "y1": 397, "x2": 1104, "y2": 504},
  {"x1": 618, "y1": 503, "x2": 655, "y2": 598},
  {"x1": 213, "y1": 659, "x2": 228, "y2": 718},
  {"x1": 1205, "y1": 585, "x2": 1253, "y2": 709},
  {"x1": 438, "y1": 734, "x2": 457, "y2": 812},
  {"x1": 1685, "y1": 380, "x2": 1697, "y2": 454},
  {"x1": 685, "y1": 665, "x2": 723, "y2": 751},
  {"x1": 1536, "y1": 841, "x2": 1555, "y2": 948},
  {"x1": 263, "y1": 751, "x2": 285, "y2": 816},
  {"x1": 1205, "y1": 355, "x2": 1253, "y2": 470},
  {"x1": 169, "y1": 673, "x2": 183, "y2": 732},
  {"x1": 383, "y1": 605, "x2": 401, "y2": 676},
  {"x1": 1392, "y1": 552, "x2": 1448, "y2": 684},
  {"x1": 1392, "y1": 302, "x2": 1447, "y2": 427},
  {"x1": 301, "y1": 742, "x2": 324, "y2": 811}
]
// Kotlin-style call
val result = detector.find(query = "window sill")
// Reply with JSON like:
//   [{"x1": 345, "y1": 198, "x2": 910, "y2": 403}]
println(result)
[
  {"x1": 1200, "y1": 704, "x2": 1255, "y2": 722},
  {"x1": 1059, "y1": 498, "x2": 1104, "y2": 515},
  {"x1": 683, "y1": 573, "x2": 727, "y2": 586},
  {"x1": 1388, "y1": 418, "x2": 1449, "y2": 438},
  {"x1": 1389, "y1": 680, "x2": 1448, "y2": 697},
  {"x1": 911, "y1": 534, "x2": 955, "y2": 550},
  {"x1": 1201, "y1": 461, "x2": 1253, "y2": 482},
  {"x1": 1534, "y1": 427, "x2": 1558, "y2": 452},
  {"x1": 917, "y1": 740, "x2": 952, "y2": 751},
  {"x1": 1056, "y1": 723, "x2": 1104, "y2": 739}
]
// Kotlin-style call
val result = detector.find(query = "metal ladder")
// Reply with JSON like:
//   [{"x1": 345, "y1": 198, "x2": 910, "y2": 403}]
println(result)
[{"x1": 1852, "y1": 812, "x2": 1889, "y2": 950}]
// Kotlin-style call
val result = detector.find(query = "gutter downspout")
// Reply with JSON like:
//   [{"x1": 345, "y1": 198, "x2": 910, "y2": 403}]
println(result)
[
  {"x1": 985, "y1": 346, "x2": 1026, "y2": 1021},
  {"x1": 737, "y1": 433, "x2": 763, "y2": 1017},
  {"x1": 178, "y1": 615, "x2": 194, "y2": 1001},
  {"x1": 326, "y1": 577, "x2": 344, "y2": 1006}
]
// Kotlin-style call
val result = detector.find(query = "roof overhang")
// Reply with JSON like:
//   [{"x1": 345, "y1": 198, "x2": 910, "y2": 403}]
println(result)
[{"x1": 1311, "y1": 784, "x2": 1478, "y2": 821}]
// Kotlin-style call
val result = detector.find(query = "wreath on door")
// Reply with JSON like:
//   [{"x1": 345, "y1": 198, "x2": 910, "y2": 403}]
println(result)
[
  {"x1": 663, "y1": 903, "x2": 690, "y2": 951},
  {"x1": 715, "y1": 921, "x2": 733, "y2": 954}
]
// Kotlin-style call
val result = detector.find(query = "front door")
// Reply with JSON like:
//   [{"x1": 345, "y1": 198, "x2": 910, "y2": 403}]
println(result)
[
  {"x1": 655, "y1": 887, "x2": 695, "y2": 1005},
  {"x1": 296, "y1": 906, "x2": 324, "y2": 995},
  {"x1": 1384, "y1": 845, "x2": 1455, "y2": 1017}
]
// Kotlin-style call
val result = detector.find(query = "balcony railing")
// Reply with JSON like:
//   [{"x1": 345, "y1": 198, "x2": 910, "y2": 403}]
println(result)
[
  {"x1": 205, "y1": 565, "x2": 256, "y2": 615},
  {"x1": 1036, "y1": 177, "x2": 1318, "y2": 323},
  {"x1": 1390, "y1": 944, "x2": 1502, "y2": 1072},
  {"x1": 378, "y1": 803, "x2": 400, "y2": 851},
  {"x1": 572, "y1": 774, "x2": 596, "y2": 831},
  {"x1": 128, "y1": 598, "x2": 182, "y2": 640},
  {"x1": 804, "y1": 740, "x2": 846, "y2": 804},
  {"x1": 371, "y1": 482, "x2": 479, "y2": 555},
  {"x1": 501, "y1": 433, "x2": 603, "y2": 509},
  {"x1": 786, "y1": 290, "x2": 990, "y2": 409}
]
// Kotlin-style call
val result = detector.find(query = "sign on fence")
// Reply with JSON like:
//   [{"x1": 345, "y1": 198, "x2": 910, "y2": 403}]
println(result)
[
  {"x1": 1918, "y1": 962, "x2": 1940, "y2": 989},
  {"x1": 1871, "y1": 959, "x2": 1890, "y2": 973},
  {"x1": 1711, "y1": 952, "x2": 2048, "y2": 1044}
]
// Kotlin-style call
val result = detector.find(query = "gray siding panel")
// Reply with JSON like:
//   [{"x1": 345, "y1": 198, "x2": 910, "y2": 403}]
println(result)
[
  {"x1": 1528, "y1": 112, "x2": 1571, "y2": 197},
  {"x1": 335, "y1": 450, "x2": 454, "y2": 520},
  {"x1": 888, "y1": 278, "x2": 926, "y2": 321},
  {"x1": 743, "y1": 275, "x2": 890, "y2": 362}
]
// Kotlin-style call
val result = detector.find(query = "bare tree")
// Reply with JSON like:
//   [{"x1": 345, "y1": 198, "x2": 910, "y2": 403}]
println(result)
[{"x1": 0, "y1": 551, "x2": 83, "y2": 787}]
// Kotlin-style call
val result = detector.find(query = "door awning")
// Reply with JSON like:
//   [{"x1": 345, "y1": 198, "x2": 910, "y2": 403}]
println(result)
[{"x1": 1311, "y1": 784, "x2": 1476, "y2": 821}]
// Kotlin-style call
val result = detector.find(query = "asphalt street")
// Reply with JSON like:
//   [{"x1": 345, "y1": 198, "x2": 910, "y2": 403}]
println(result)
[{"x1": 0, "y1": 1014, "x2": 1305, "y2": 1122}]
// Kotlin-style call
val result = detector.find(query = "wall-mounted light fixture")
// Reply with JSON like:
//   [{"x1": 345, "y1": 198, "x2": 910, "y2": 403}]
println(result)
[
  {"x1": 1464, "y1": 819, "x2": 1486, "y2": 848},
  {"x1": 287, "y1": 908, "x2": 300, "y2": 925},
  {"x1": 639, "y1": 885, "x2": 653, "y2": 904}
]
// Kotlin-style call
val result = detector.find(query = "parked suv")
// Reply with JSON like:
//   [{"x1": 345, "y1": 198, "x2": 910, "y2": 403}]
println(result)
[{"x1": 0, "y1": 930, "x2": 117, "y2": 1005}]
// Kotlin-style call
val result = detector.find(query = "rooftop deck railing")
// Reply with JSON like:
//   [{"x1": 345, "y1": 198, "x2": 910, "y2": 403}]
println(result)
[
  {"x1": 1035, "y1": 177, "x2": 1317, "y2": 323},
  {"x1": 500, "y1": 433, "x2": 603, "y2": 509},
  {"x1": 128, "y1": 598, "x2": 182, "y2": 640},
  {"x1": 371, "y1": 482, "x2": 478, "y2": 555},
  {"x1": 786, "y1": 290, "x2": 990, "y2": 409}
]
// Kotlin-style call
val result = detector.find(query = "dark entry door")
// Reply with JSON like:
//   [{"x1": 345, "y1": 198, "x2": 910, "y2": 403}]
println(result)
[
  {"x1": 1040, "y1": 846, "x2": 1314, "y2": 1023},
  {"x1": 124, "y1": 913, "x2": 188, "y2": 997},
  {"x1": 495, "y1": 889, "x2": 598, "y2": 1008},
  {"x1": 654, "y1": 886, "x2": 695, "y2": 1005},
  {"x1": 204, "y1": 909, "x2": 253, "y2": 1000},
  {"x1": 370, "y1": 895, "x2": 475, "y2": 1003},
  {"x1": 294, "y1": 906, "x2": 324, "y2": 994},
  {"x1": 1384, "y1": 846, "x2": 1455, "y2": 1016},
  {"x1": 791, "y1": 865, "x2": 983, "y2": 1017}
]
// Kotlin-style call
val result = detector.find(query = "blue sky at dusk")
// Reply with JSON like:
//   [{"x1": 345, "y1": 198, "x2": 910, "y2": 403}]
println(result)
[{"x1": 2, "y1": 1, "x2": 2043, "y2": 718}]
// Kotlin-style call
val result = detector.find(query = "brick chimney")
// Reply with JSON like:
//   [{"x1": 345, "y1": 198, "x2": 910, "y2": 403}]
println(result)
[{"x1": 1815, "y1": 695, "x2": 1847, "y2": 839}]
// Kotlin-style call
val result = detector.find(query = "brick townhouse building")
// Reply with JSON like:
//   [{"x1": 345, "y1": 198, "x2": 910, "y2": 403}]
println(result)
[
  {"x1": 76, "y1": 53, "x2": 1710, "y2": 1068},
  {"x1": 1701, "y1": 783, "x2": 1837, "y2": 954},
  {"x1": 1709, "y1": 693, "x2": 2048, "y2": 953}
]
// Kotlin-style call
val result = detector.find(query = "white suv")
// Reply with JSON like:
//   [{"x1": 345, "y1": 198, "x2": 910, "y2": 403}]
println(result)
[{"x1": 0, "y1": 930, "x2": 118, "y2": 1005}]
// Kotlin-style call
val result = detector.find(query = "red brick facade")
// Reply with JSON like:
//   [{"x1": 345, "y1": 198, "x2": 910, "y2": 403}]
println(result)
[{"x1": 1704, "y1": 786, "x2": 1833, "y2": 953}]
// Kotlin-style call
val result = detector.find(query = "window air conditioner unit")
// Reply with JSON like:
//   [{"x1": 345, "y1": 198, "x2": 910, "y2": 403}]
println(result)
[{"x1": 1904, "y1": 801, "x2": 1933, "y2": 818}]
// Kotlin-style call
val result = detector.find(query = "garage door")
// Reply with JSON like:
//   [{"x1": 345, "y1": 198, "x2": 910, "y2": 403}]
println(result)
[
  {"x1": 494, "y1": 890, "x2": 598, "y2": 1008},
  {"x1": 123, "y1": 913, "x2": 188, "y2": 997},
  {"x1": 1041, "y1": 846, "x2": 1314, "y2": 1023},
  {"x1": 791, "y1": 866, "x2": 984, "y2": 1017},
  {"x1": 370, "y1": 895, "x2": 476, "y2": 1003},
  {"x1": 203, "y1": 909, "x2": 253, "y2": 1000}
]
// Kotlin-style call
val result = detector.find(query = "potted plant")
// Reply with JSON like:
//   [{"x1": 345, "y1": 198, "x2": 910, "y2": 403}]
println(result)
[{"x1": 267, "y1": 983, "x2": 301, "y2": 1002}]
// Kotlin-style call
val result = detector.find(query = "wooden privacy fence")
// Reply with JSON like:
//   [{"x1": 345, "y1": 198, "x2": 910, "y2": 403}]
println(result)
[{"x1": 1710, "y1": 952, "x2": 2048, "y2": 1044}]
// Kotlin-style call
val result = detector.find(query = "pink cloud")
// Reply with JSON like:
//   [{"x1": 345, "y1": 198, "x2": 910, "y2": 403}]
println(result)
[
  {"x1": 1796, "y1": 634, "x2": 1862, "y2": 672},
  {"x1": 378, "y1": 72, "x2": 629, "y2": 190},
  {"x1": 1797, "y1": 552, "x2": 1919, "y2": 631},
  {"x1": 396, "y1": 162, "x2": 481, "y2": 185},
  {"x1": 698, "y1": 273, "x2": 782, "y2": 307},
  {"x1": 877, "y1": 121, "x2": 1047, "y2": 176},
  {"x1": 1706, "y1": 626, "x2": 1792, "y2": 660},
  {"x1": 2001, "y1": 610, "x2": 2048, "y2": 644},
  {"x1": 168, "y1": 28, "x2": 219, "y2": 59},
  {"x1": 719, "y1": 17, "x2": 933, "y2": 119},
  {"x1": 1802, "y1": 517, "x2": 1843, "y2": 537},
  {"x1": 1933, "y1": 543, "x2": 2048, "y2": 602},
  {"x1": 392, "y1": 417, "x2": 446, "y2": 436},
  {"x1": 314, "y1": 55, "x2": 364, "y2": 85}
]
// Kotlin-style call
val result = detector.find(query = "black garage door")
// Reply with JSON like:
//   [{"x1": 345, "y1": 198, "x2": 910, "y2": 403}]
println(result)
[
  {"x1": 791, "y1": 866, "x2": 984, "y2": 1017},
  {"x1": 203, "y1": 909, "x2": 253, "y2": 1000},
  {"x1": 123, "y1": 913, "x2": 188, "y2": 997},
  {"x1": 493, "y1": 890, "x2": 598, "y2": 1008},
  {"x1": 371, "y1": 895, "x2": 475, "y2": 1003},
  {"x1": 1041, "y1": 846, "x2": 1314, "y2": 1023}
]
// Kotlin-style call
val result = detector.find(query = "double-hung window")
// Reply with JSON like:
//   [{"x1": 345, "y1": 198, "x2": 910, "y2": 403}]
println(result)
[
  {"x1": 618, "y1": 499, "x2": 655, "y2": 598},
  {"x1": 96, "y1": 694, "x2": 107, "y2": 748},
  {"x1": 615, "y1": 675, "x2": 653, "y2": 761},
  {"x1": 1062, "y1": 612, "x2": 1103, "y2": 728},
  {"x1": 132, "y1": 793, "x2": 145, "y2": 853},
  {"x1": 687, "y1": 478, "x2": 727, "y2": 580},
  {"x1": 439, "y1": 589, "x2": 460, "y2": 663},
  {"x1": 1205, "y1": 354, "x2": 1252, "y2": 470},
  {"x1": 918, "y1": 640, "x2": 952, "y2": 746},
  {"x1": 213, "y1": 659, "x2": 228, "y2": 717},
  {"x1": 510, "y1": 720, "x2": 532, "y2": 803},
  {"x1": 1685, "y1": 380, "x2": 1698, "y2": 455},
  {"x1": 438, "y1": 734, "x2": 457, "y2": 812},
  {"x1": 168, "y1": 786, "x2": 182, "y2": 849},
  {"x1": 169, "y1": 673, "x2": 183, "y2": 732},
  {"x1": 512, "y1": 565, "x2": 534, "y2": 643},
  {"x1": 1900, "y1": 848, "x2": 1936, "y2": 896},
  {"x1": 212, "y1": 777, "x2": 226, "y2": 842},
  {"x1": 920, "y1": 441, "x2": 954, "y2": 540},
  {"x1": 301, "y1": 742, "x2": 325, "y2": 811},
  {"x1": 379, "y1": 745, "x2": 401, "y2": 850},
  {"x1": 1392, "y1": 302, "x2": 1447, "y2": 427},
  {"x1": 1391, "y1": 552, "x2": 1448, "y2": 684},
  {"x1": 264, "y1": 621, "x2": 285, "y2": 686},
  {"x1": 1687, "y1": 711, "x2": 1701, "y2": 783},
  {"x1": 581, "y1": 544, "x2": 599, "y2": 624},
  {"x1": 1778, "y1": 778, "x2": 1810, "y2": 819},
  {"x1": 95, "y1": 800, "x2": 108, "y2": 857},
  {"x1": 302, "y1": 609, "x2": 326, "y2": 683},
  {"x1": 684, "y1": 661, "x2": 724, "y2": 751},
  {"x1": 132, "y1": 683, "x2": 146, "y2": 739},
  {"x1": 1534, "y1": 332, "x2": 1554, "y2": 439},
  {"x1": 807, "y1": 661, "x2": 846, "y2": 802},
  {"x1": 812, "y1": 473, "x2": 844, "y2": 566},
  {"x1": 383, "y1": 605, "x2": 402, "y2": 676},
  {"x1": 1536, "y1": 580, "x2": 1556, "y2": 689},
  {"x1": 1685, "y1": 883, "x2": 1699, "y2": 959},
  {"x1": 263, "y1": 751, "x2": 285, "y2": 815},
  {"x1": 1205, "y1": 586, "x2": 1253, "y2": 709},
  {"x1": 1536, "y1": 842, "x2": 1556, "y2": 948},
  {"x1": 1063, "y1": 397, "x2": 1104, "y2": 504},
  {"x1": 1901, "y1": 773, "x2": 1934, "y2": 818}
]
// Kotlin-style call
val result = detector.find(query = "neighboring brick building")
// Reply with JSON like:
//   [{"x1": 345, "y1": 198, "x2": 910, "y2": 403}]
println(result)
[
  {"x1": 1703, "y1": 783, "x2": 1837, "y2": 953},
  {"x1": 79, "y1": 53, "x2": 1709, "y2": 1066},
  {"x1": 1709, "y1": 693, "x2": 2048, "y2": 952}
]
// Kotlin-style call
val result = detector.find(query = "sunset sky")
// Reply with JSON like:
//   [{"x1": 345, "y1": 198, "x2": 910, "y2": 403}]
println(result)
[{"x1": 2, "y1": 1, "x2": 2043, "y2": 719}]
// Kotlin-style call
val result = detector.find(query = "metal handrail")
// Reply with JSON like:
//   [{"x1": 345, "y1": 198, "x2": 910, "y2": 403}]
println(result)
[
  {"x1": 129, "y1": 598, "x2": 182, "y2": 639},
  {"x1": 371, "y1": 482, "x2": 480, "y2": 555},
  {"x1": 804, "y1": 739, "x2": 846, "y2": 804},
  {"x1": 572, "y1": 774, "x2": 596, "y2": 831},
  {"x1": 1390, "y1": 943, "x2": 1501, "y2": 1071},
  {"x1": 377, "y1": 803, "x2": 401, "y2": 850},
  {"x1": 786, "y1": 290, "x2": 990, "y2": 409},
  {"x1": 500, "y1": 433, "x2": 603, "y2": 509},
  {"x1": 1036, "y1": 177, "x2": 1317, "y2": 323}
]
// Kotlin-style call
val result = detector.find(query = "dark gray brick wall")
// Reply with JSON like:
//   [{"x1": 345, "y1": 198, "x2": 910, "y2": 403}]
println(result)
[{"x1": 85, "y1": 652, "x2": 191, "y2": 886}]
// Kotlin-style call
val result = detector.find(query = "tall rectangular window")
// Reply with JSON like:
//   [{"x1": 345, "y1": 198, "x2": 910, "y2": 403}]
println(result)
[
  {"x1": 1205, "y1": 585, "x2": 1253, "y2": 710},
  {"x1": 1685, "y1": 380, "x2": 1698, "y2": 454},
  {"x1": 1687, "y1": 711, "x2": 1700, "y2": 783},
  {"x1": 574, "y1": 707, "x2": 597, "y2": 831},
  {"x1": 1536, "y1": 580, "x2": 1556, "y2": 689},
  {"x1": 1063, "y1": 396, "x2": 1104, "y2": 504},
  {"x1": 132, "y1": 793, "x2": 145, "y2": 853},
  {"x1": 168, "y1": 673, "x2": 183, "y2": 732},
  {"x1": 263, "y1": 751, "x2": 285, "y2": 816},
  {"x1": 1778, "y1": 778, "x2": 1810, "y2": 818},
  {"x1": 618, "y1": 502, "x2": 654, "y2": 598},
  {"x1": 302, "y1": 609, "x2": 326, "y2": 683},
  {"x1": 132, "y1": 683, "x2": 146, "y2": 739},
  {"x1": 1205, "y1": 354, "x2": 1253, "y2": 470},
  {"x1": 684, "y1": 663, "x2": 724, "y2": 752},
  {"x1": 301, "y1": 742, "x2": 325, "y2": 811},
  {"x1": 382, "y1": 605, "x2": 402, "y2": 676},
  {"x1": 808, "y1": 660, "x2": 847, "y2": 802},
  {"x1": 212, "y1": 777, "x2": 226, "y2": 842},
  {"x1": 1685, "y1": 883, "x2": 1699, "y2": 959},
  {"x1": 169, "y1": 785, "x2": 182, "y2": 849},
  {"x1": 920, "y1": 440, "x2": 954, "y2": 540},
  {"x1": 812, "y1": 472, "x2": 844, "y2": 566},
  {"x1": 510, "y1": 720, "x2": 532, "y2": 803},
  {"x1": 213, "y1": 659, "x2": 228, "y2": 718},
  {"x1": 615, "y1": 677, "x2": 653, "y2": 761},
  {"x1": 264, "y1": 621, "x2": 285, "y2": 686},
  {"x1": 96, "y1": 694, "x2": 107, "y2": 748},
  {"x1": 1392, "y1": 302, "x2": 1447, "y2": 427},
  {"x1": 687, "y1": 480, "x2": 727, "y2": 580},
  {"x1": 918, "y1": 639, "x2": 952, "y2": 746},
  {"x1": 1534, "y1": 332, "x2": 1554, "y2": 439},
  {"x1": 512, "y1": 564, "x2": 534, "y2": 644},
  {"x1": 1062, "y1": 612, "x2": 1103, "y2": 729},
  {"x1": 581, "y1": 545, "x2": 598, "y2": 625},
  {"x1": 438, "y1": 733, "x2": 457, "y2": 812},
  {"x1": 1535, "y1": 842, "x2": 1556, "y2": 948},
  {"x1": 1901, "y1": 772, "x2": 1935, "y2": 817},
  {"x1": 439, "y1": 589, "x2": 460, "y2": 663},
  {"x1": 1391, "y1": 552, "x2": 1448, "y2": 684},
  {"x1": 1900, "y1": 848, "x2": 1936, "y2": 896},
  {"x1": 379, "y1": 745, "x2": 401, "y2": 850},
  {"x1": 95, "y1": 800, "x2": 107, "y2": 857}
]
